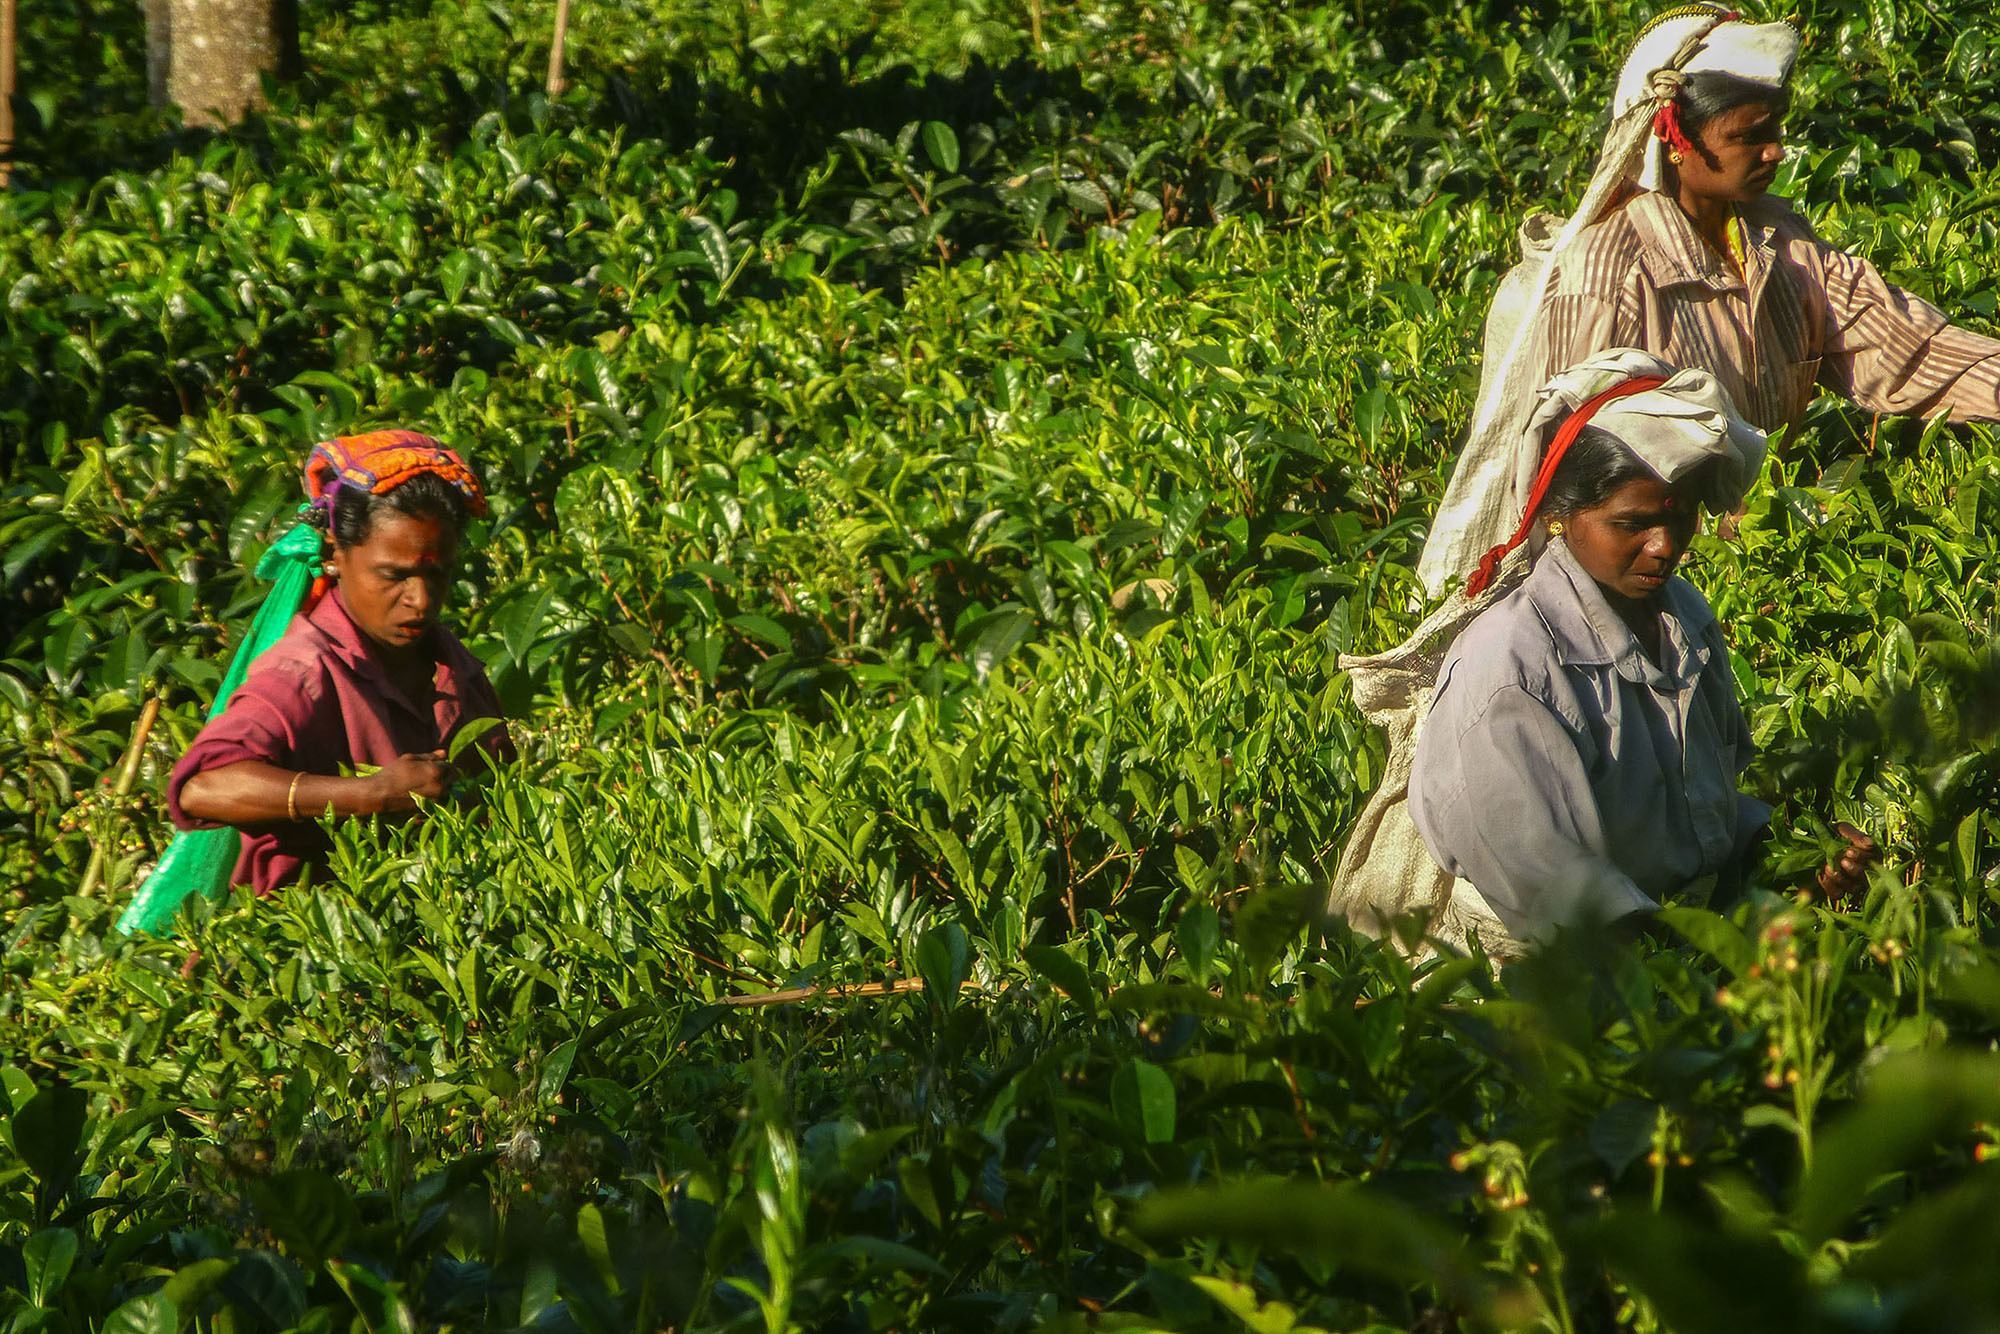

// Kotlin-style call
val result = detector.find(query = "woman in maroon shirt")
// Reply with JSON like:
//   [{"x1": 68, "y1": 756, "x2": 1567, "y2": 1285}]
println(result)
[{"x1": 168, "y1": 432, "x2": 514, "y2": 892}]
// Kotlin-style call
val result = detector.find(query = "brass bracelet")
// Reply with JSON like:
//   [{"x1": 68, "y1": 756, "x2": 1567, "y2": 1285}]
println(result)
[{"x1": 287, "y1": 772, "x2": 304, "y2": 822}]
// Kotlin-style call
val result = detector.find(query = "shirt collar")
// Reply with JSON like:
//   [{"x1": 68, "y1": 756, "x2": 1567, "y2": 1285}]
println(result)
[
  {"x1": 1525, "y1": 540, "x2": 1714, "y2": 690},
  {"x1": 304, "y1": 589, "x2": 462, "y2": 719},
  {"x1": 1627, "y1": 191, "x2": 1767, "y2": 295},
  {"x1": 304, "y1": 587, "x2": 381, "y2": 669}
]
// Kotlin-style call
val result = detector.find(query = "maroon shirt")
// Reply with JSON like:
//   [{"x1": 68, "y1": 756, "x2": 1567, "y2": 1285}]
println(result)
[{"x1": 167, "y1": 588, "x2": 514, "y2": 893}]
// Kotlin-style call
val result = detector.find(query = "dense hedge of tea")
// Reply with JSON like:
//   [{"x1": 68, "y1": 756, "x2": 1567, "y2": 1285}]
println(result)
[{"x1": 5, "y1": 1, "x2": 2000, "y2": 1329}]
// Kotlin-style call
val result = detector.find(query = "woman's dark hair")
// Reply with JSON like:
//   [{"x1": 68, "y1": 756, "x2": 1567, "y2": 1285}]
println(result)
[
  {"x1": 315, "y1": 471, "x2": 471, "y2": 548},
  {"x1": 1540, "y1": 424, "x2": 1720, "y2": 519},
  {"x1": 1676, "y1": 70, "x2": 1789, "y2": 145},
  {"x1": 1539, "y1": 425, "x2": 1656, "y2": 520}
]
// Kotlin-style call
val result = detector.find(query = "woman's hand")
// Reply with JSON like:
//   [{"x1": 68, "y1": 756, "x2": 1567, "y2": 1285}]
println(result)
[
  {"x1": 1815, "y1": 822, "x2": 1880, "y2": 905},
  {"x1": 367, "y1": 751, "x2": 454, "y2": 814}
]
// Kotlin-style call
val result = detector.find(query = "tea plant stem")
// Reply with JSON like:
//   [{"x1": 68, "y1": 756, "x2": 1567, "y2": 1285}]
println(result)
[
  {"x1": 590, "y1": 557, "x2": 688, "y2": 690},
  {"x1": 1542, "y1": 1235, "x2": 1577, "y2": 1334},
  {"x1": 102, "y1": 467, "x2": 171, "y2": 574},
  {"x1": 684, "y1": 944, "x2": 767, "y2": 984},
  {"x1": 1051, "y1": 766, "x2": 1079, "y2": 929},
  {"x1": 78, "y1": 695, "x2": 161, "y2": 899}
]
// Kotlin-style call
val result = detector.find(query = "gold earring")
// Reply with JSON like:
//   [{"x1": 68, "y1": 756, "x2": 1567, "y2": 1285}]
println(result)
[
  {"x1": 1546, "y1": 519, "x2": 1565, "y2": 537},
  {"x1": 1669, "y1": 149, "x2": 1685, "y2": 164}
]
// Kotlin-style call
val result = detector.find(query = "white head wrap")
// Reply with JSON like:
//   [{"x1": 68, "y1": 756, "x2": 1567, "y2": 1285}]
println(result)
[
  {"x1": 1525, "y1": 348, "x2": 1768, "y2": 516},
  {"x1": 1616, "y1": 11, "x2": 1800, "y2": 191}
]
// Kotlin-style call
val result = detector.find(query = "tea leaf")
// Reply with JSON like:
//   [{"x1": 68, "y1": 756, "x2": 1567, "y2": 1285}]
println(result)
[{"x1": 1111, "y1": 1058, "x2": 1176, "y2": 1144}]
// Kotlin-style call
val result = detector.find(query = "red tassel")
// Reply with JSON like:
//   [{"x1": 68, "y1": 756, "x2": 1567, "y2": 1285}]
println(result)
[
  {"x1": 1461, "y1": 375, "x2": 1670, "y2": 600},
  {"x1": 1653, "y1": 101, "x2": 1696, "y2": 160},
  {"x1": 1464, "y1": 547, "x2": 1508, "y2": 600}
]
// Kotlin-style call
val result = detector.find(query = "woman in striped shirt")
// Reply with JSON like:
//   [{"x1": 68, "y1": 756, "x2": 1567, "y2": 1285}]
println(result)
[
  {"x1": 1417, "y1": 6, "x2": 2000, "y2": 599},
  {"x1": 1540, "y1": 8, "x2": 2000, "y2": 438}
]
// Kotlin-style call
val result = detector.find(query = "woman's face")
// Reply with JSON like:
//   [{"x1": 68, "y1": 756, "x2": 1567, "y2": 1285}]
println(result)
[
  {"x1": 330, "y1": 509, "x2": 460, "y2": 655},
  {"x1": 1677, "y1": 99, "x2": 1787, "y2": 203},
  {"x1": 1561, "y1": 474, "x2": 1702, "y2": 604}
]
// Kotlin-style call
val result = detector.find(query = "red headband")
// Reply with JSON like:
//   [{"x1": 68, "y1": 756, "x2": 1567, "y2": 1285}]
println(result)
[{"x1": 1463, "y1": 375, "x2": 1668, "y2": 599}]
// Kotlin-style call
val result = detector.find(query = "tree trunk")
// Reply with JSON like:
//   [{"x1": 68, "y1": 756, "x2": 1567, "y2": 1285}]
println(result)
[
  {"x1": 545, "y1": 0, "x2": 572, "y2": 96},
  {"x1": 1, "y1": 0, "x2": 16, "y2": 186},
  {"x1": 145, "y1": 0, "x2": 172, "y2": 105},
  {"x1": 148, "y1": 0, "x2": 301, "y2": 128}
]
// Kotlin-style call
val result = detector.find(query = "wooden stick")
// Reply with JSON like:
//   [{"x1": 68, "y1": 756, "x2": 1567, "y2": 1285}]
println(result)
[
  {"x1": 0, "y1": 0, "x2": 17, "y2": 189},
  {"x1": 78, "y1": 696, "x2": 162, "y2": 899},
  {"x1": 716, "y1": 977, "x2": 975, "y2": 1009},
  {"x1": 545, "y1": 0, "x2": 572, "y2": 96}
]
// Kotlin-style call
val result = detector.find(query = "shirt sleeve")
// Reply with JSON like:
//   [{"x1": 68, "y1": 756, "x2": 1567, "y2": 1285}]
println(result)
[
  {"x1": 165, "y1": 660, "x2": 330, "y2": 831},
  {"x1": 1412, "y1": 683, "x2": 1659, "y2": 943},
  {"x1": 1808, "y1": 233, "x2": 2000, "y2": 421},
  {"x1": 1537, "y1": 230, "x2": 1648, "y2": 386}
]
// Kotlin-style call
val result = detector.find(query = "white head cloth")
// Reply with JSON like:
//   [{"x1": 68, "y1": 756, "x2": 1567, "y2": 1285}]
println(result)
[
  {"x1": 1525, "y1": 347, "x2": 1768, "y2": 516},
  {"x1": 1616, "y1": 12, "x2": 1800, "y2": 190}
]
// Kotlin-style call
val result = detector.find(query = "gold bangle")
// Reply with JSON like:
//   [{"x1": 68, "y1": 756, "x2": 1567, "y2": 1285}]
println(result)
[{"x1": 287, "y1": 772, "x2": 304, "y2": 822}]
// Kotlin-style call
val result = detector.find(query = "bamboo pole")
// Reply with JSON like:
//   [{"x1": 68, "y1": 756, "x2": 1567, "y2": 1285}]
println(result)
[
  {"x1": 78, "y1": 696, "x2": 163, "y2": 899},
  {"x1": 545, "y1": 0, "x2": 572, "y2": 96},
  {"x1": 0, "y1": 0, "x2": 17, "y2": 189}
]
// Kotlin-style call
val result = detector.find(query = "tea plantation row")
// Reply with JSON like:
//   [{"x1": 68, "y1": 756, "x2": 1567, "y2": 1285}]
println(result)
[{"x1": 7, "y1": 0, "x2": 2000, "y2": 1329}]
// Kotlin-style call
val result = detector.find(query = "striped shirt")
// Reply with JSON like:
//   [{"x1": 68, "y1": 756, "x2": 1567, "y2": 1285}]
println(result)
[{"x1": 1540, "y1": 190, "x2": 2000, "y2": 434}]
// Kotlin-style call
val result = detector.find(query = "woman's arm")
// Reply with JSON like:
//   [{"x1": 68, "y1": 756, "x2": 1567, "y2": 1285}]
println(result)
[
  {"x1": 1809, "y1": 235, "x2": 2000, "y2": 422},
  {"x1": 168, "y1": 657, "x2": 455, "y2": 830},
  {"x1": 1413, "y1": 683, "x2": 1657, "y2": 943},
  {"x1": 178, "y1": 754, "x2": 454, "y2": 825}
]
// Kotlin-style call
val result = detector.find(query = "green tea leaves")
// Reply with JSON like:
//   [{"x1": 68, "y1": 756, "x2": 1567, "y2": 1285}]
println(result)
[
  {"x1": 1111, "y1": 1059, "x2": 1176, "y2": 1143},
  {"x1": 914, "y1": 922, "x2": 971, "y2": 1010},
  {"x1": 920, "y1": 122, "x2": 960, "y2": 175}
]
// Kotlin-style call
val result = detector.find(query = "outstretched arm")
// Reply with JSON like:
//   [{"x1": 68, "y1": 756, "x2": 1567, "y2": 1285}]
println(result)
[
  {"x1": 168, "y1": 660, "x2": 457, "y2": 831},
  {"x1": 1812, "y1": 236, "x2": 2000, "y2": 422},
  {"x1": 178, "y1": 753, "x2": 454, "y2": 825}
]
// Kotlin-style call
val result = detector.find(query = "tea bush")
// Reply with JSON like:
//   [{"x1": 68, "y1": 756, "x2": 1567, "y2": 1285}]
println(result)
[{"x1": 7, "y1": 0, "x2": 2000, "y2": 1329}]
